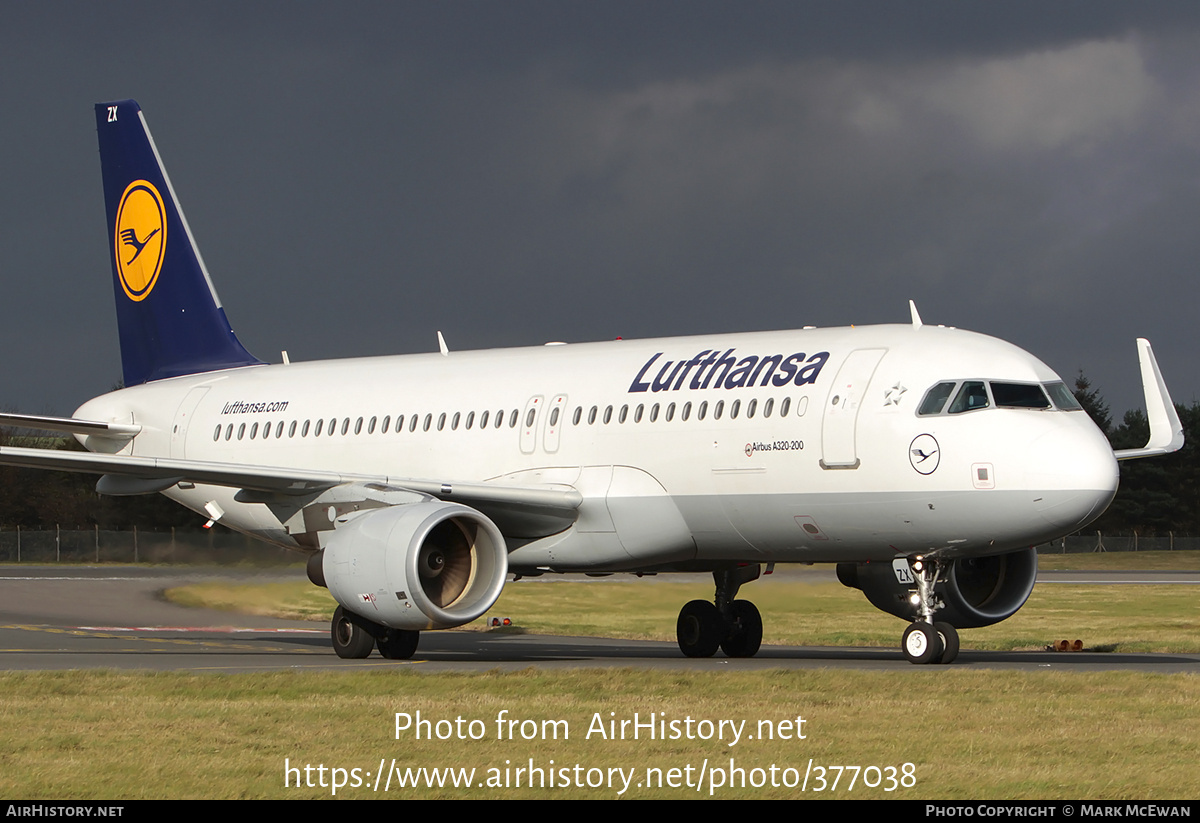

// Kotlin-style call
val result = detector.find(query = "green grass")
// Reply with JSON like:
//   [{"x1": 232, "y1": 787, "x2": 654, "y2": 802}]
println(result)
[
  {"x1": 1035, "y1": 550, "x2": 1200, "y2": 571},
  {"x1": 166, "y1": 569, "x2": 1200, "y2": 654},
  {"x1": 7, "y1": 552, "x2": 1199, "y2": 800},
  {"x1": 1, "y1": 669, "x2": 1196, "y2": 799}
]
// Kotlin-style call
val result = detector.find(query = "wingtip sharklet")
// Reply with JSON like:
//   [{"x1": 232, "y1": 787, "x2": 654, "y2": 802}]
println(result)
[{"x1": 1114, "y1": 338, "x2": 1185, "y2": 460}]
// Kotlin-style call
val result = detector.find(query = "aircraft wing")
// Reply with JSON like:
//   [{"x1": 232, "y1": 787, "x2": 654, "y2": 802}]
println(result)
[
  {"x1": 1113, "y1": 339, "x2": 1186, "y2": 461},
  {"x1": 0, "y1": 443, "x2": 582, "y2": 533}
]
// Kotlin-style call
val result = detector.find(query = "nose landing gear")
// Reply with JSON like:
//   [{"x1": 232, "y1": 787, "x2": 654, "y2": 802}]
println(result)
[{"x1": 903, "y1": 557, "x2": 959, "y2": 665}]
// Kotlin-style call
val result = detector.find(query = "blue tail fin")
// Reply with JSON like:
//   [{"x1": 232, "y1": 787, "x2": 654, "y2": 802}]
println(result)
[{"x1": 95, "y1": 100, "x2": 262, "y2": 386}]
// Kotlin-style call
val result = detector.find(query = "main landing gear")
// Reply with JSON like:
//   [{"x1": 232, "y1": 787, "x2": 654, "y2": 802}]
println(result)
[
  {"x1": 676, "y1": 566, "x2": 764, "y2": 658},
  {"x1": 901, "y1": 557, "x2": 959, "y2": 665},
  {"x1": 331, "y1": 605, "x2": 420, "y2": 660}
]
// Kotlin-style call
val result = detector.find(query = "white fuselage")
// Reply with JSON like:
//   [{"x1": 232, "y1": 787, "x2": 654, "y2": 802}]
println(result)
[{"x1": 74, "y1": 322, "x2": 1119, "y2": 572}]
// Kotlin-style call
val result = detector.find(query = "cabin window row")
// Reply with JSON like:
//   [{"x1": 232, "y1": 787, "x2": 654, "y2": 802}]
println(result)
[
  {"x1": 212, "y1": 394, "x2": 812, "y2": 443},
  {"x1": 213, "y1": 409, "x2": 521, "y2": 442},
  {"x1": 567, "y1": 395, "x2": 808, "y2": 426}
]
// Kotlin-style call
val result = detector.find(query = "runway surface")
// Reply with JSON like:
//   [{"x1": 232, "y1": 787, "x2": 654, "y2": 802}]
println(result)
[{"x1": 1, "y1": 565, "x2": 1197, "y2": 673}]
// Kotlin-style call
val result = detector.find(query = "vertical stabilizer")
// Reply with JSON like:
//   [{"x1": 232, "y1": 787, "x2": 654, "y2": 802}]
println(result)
[{"x1": 95, "y1": 100, "x2": 262, "y2": 386}]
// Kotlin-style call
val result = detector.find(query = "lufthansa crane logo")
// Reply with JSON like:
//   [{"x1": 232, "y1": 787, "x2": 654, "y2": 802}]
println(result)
[
  {"x1": 114, "y1": 179, "x2": 167, "y2": 301},
  {"x1": 909, "y1": 434, "x2": 940, "y2": 475}
]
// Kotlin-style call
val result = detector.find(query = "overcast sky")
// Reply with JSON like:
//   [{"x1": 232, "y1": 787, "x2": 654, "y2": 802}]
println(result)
[{"x1": 2, "y1": 2, "x2": 1198, "y2": 418}]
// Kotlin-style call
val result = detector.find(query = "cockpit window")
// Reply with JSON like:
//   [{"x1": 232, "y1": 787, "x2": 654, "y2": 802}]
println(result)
[
  {"x1": 1044, "y1": 382, "x2": 1083, "y2": 411},
  {"x1": 990, "y1": 382, "x2": 1051, "y2": 409},
  {"x1": 918, "y1": 382, "x2": 957, "y2": 415},
  {"x1": 919, "y1": 378, "x2": 1079, "y2": 416},
  {"x1": 948, "y1": 381, "x2": 989, "y2": 414}
]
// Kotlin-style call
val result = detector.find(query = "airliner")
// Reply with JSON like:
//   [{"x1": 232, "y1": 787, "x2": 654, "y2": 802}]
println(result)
[{"x1": 0, "y1": 100, "x2": 1184, "y2": 664}]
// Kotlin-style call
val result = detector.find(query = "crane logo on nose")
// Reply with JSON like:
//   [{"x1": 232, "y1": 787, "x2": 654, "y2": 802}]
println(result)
[{"x1": 909, "y1": 434, "x2": 940, "y2": 475}]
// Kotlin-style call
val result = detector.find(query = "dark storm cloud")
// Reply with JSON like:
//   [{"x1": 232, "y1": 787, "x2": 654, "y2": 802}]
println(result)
[{"x1": 1, "y1": 2, "x2": 1199, "y2": 416}]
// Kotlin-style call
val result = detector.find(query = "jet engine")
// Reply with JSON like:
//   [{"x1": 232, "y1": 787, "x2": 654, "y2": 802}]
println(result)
[
  {"x1": 321, "y1": 501, "x2": 507, "y2": 631},
  {"x1": 836, "y1": 548, "x2": 1038, "y2": 628}
]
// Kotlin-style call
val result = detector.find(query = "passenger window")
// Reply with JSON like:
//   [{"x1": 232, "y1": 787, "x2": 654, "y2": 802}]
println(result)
[
  {"x1": 588, "y1": 406, "x2": 597, "y2": 425},
  {"x1": 780, "y1": 397, "x2": 791, "y2": 417},
  {"x1": 682, "y1": 402, "x2": 692, "y2": 421},
  {"x1": 763, "y1": 398, "x2": 773, "y2": 418},
  {"x1": 452, "y1": 412, "x2": 461, "y2": 430},
  {"x1": 237, "y1": 423, "x2": 246, "y2": 440},
  {"x1": 302, "y1": 420, "x2": 310, "y2": 437},
  {"x1": 603, "y1": 405, "x2": 613, "y2": 424},
  {"x1": 509, "y1": 410, "x2": 519, "y2": 428},
  {"x1": 948, "y1": 381, "x2": 989, "y2": 414},
  {"x1": 918, "y1": 382, "x2": 957, "y2": 416},
  {"x1": 250, "y1": 422, "x2": 259, "y2": 439},
  {"x1": 698, "y1": 401, "x2": 708, "y2": 420},
  {"x1": 634, "y1": 404, "x2": 643, "y2": 423},
  {"x1": 480, "y1": 410, "x2": 489, "y2": 428},
  {"x1": 368, "y1": 416, "x2": 376, "y2": 434},
  {"x1": 651, "y1": 403, "x2": 660, "y2": 422},
  {"x1": 619, "y1": 405, "x2": 628, "y2": 424},
  {"x1": 289, "y1": 420, "x2": 297, "y2": 438},
  {"x1": 315, "y1": 419, "x2": 324, "y2": 437},
  {"x1": 714, "y1": 400, "x2": 724, "y2": 420},
  {"x1": 466, "y1": 411, "x2": 475, "y2": 429}
]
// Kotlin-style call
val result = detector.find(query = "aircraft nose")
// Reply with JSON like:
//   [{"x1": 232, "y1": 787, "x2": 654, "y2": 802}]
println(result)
[{"x1": 1027, "y1": 421, "x2": 1119, "y2": 531}]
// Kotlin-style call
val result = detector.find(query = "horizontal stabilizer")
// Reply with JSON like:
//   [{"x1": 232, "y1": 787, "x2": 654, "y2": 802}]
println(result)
[
  {"x1": 1114, "y1": 338, "x2": 1185, "y2": 461},
  {"x1": 0, "y1": 413, "x2": 141, "y2": 441}
]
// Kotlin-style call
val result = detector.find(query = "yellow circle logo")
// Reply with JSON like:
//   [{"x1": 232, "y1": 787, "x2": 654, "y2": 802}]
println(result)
[{"x1": 114, "y1": 180, "x2": 167, "y2": 301}]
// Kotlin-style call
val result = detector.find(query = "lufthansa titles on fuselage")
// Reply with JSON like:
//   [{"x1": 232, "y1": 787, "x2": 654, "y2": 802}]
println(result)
[
  {"x1": 221, "y1": 399, "x2": 291, "y2": 415},
  {"x1": 628, "y1": 348, "x2": 830, "y2": 394}
]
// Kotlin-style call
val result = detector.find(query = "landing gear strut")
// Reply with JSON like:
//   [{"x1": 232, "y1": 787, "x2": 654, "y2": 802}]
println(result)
[
  {"x1": 676, "y1": 566, "x2": 764, "y2": 658},
  {"x1": 902, "y1": 557, "x2": 959, "y2": 665}
]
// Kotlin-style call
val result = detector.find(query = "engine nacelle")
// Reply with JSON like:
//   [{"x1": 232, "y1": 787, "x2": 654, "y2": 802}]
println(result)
[
  {"x1": 837, "y1": 548, "x2": 1038, "y2": 628},
  {"x1": 323, "y1": 501, "x2": 507, "y2": 631}
]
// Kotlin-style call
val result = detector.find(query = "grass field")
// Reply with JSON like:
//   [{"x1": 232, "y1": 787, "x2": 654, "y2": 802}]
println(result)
[
  {"x1": 165, "y1": 551, "x2": 1200, "y2": 654},
  {"x1": 1, "y1": 668, "x2": 1197, "y2": 799},
  {"x1": 3, "y1": 552, "x2": 1196, "y2": 800}
]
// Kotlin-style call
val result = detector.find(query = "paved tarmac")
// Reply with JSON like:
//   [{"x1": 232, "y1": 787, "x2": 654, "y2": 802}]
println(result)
[{"x1": 1, "y1": 565, "x2": 1197, "y2": 673}]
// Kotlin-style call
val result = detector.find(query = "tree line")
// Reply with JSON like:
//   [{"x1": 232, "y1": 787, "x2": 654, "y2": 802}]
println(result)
[
  {"x1": 0, "y1": 430, "x2": 200, "y2": 530},
  {"x1": 1073, "y1": 374, "x2": 1200, "y2": 535}
]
